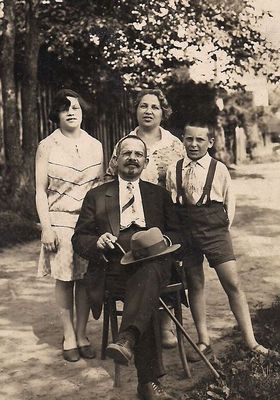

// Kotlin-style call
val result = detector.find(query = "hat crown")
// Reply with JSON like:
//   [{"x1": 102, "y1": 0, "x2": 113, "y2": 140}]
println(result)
[
  {"x1": 131, "y1": 227, "x2": 164, "y2": 251},
  {"x1": 120, "y1": 227, "x2": 181, "y2": 265}
]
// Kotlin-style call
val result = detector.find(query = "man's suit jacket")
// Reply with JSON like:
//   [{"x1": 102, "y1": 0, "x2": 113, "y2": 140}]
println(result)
[{"x1": 72, "y1": 178, "x2": 182, "y2": 319}]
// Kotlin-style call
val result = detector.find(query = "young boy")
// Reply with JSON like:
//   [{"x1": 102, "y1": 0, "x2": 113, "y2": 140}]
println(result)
[{"x1": 166, "y1": 122, "x2": 270, "y2": 361}]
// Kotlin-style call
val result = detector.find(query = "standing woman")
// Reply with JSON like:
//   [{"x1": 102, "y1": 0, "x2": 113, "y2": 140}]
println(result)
[
  {"x1": 106, "y1": 88, "x2": 185, "y2": 187},
  {"x1": 106, "y1": 88, "x2": 185, "y2": 348},
  {"x1": 35, "y1": 89, "x2": 103, "y2": 362}
]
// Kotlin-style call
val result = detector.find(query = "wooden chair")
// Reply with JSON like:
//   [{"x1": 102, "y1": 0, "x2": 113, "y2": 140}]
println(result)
[
  {"x1": 100, "y1": 244, "x2": 220, "y2": 387},
  {"x1": 101, "y1": 282, "x2": 191, "y2": 387}
]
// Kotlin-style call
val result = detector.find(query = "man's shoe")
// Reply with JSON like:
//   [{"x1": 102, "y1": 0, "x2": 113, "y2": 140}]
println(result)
[
  {"x1": 106, "y1": 336, "x2": 134, "y2": 365},
  {"x1": 161, "y1": 329, "x2": 177, "y2": 349},
  {"x1": 137, "y1": 381, "x2": 175, "y2": 400}
]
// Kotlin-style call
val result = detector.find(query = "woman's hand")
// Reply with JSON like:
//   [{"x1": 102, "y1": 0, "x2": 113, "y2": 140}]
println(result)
[{"x1": 41, "y1": 228, "x2": 59, "y2": 252}]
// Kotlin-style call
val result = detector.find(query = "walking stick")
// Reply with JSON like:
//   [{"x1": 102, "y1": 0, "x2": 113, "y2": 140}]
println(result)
[
  {"x1": 159, "y1": 297, "x2": 220, "y2": 379},
  {"x1": 114, "y1": 242, "x2": 220, "y2": 379}
]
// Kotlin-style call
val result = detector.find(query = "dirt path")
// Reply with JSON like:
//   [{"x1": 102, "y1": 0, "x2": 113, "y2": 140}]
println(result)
[{"x1": 0, "y1": 161, "x2": 280, "y2": 400}]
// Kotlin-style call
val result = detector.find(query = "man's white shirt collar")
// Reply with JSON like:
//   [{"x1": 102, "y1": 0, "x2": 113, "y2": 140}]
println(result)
[{"x1": 118, "y1": 176, "x2": 140, "y2": 188}]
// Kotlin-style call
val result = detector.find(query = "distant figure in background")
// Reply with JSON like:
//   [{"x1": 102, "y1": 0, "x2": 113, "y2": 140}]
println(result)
[
  {"x1": 35, "y1": 89, "x2": 103, "y2": 362},
  {"x1": 224, "y1": 106, "x2": 238, "y2": 165},
  {"x1": 246, "y1": 112, "x2": 264, "y2": 160},
  {"x1": 212, "y1": 115, "x2": 230, "y2": 166},
  {"x1": 235, "y1": 115, "x2": 247, "y2": 165},
  {"x1": 106, "y1": 88, "x2": 185, "y2": 348}
]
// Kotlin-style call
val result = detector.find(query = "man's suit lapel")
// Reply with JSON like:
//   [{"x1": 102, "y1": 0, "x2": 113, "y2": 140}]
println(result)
[
  {"x1": 140, "y1": 180, "x2": 157, "y2": 228},
  {"x1": 105, "y1": 180, "x2": 120, "y2": 237}
]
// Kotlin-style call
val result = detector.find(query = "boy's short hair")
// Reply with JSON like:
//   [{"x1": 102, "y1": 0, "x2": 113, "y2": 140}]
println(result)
[
  {"x1": 49, "y1": 89, "x2": 90, "y2": 124},
  {"x1": 116, "y1": 135, "x2": 148, "y2": 158},
  {"x1": 183, "y1": 121, "x2": 215, "y2": 140}
]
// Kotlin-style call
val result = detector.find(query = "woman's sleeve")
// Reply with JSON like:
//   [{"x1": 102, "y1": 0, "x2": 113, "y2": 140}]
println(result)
[
  {"x1": 97, "y1": 141, "x2": 105, "y2": 180},
  {"x1": 35, "y1": 140, "x2": 52, "y2": 231},
  {"x1": 104, "y1": 142, "x2": 118, "y2": 179}
]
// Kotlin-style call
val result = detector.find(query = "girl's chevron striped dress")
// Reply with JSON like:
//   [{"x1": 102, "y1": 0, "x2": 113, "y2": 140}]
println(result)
[{"x1": 37, "y1": 129, "x2": 103, "y2": 281}]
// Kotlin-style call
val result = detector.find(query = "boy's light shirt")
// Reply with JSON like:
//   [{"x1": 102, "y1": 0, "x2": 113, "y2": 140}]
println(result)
[{"x1": 166, "y1": 152, "x2": 235, "y2": 227}]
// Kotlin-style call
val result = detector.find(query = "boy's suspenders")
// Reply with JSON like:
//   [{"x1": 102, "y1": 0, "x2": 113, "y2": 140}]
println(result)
[
  {"x1": 176, "y1": 157, "x2": 218, "y2": 206},
  {"x1": 176, "y1": 158, "x2": 187, "y2": 205},
  {"x1": 196, "y1": 158, "x2": 217, "y2": 206}
]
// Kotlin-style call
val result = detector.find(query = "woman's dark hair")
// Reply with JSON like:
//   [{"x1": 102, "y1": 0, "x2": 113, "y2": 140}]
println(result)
[
  {"x1": 134, "y1": 88, "x2": 172, "y2": 122},
  {"x1": 49, "y1": 89, "x2": 90, "y2": 124}
]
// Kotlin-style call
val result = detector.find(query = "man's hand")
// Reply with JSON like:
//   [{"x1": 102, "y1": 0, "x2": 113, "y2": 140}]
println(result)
[{"x1": 97, "y1": 233, "x2": 117, "y2": 250}]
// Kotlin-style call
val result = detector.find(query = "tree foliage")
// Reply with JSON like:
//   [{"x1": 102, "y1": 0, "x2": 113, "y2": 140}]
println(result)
[
  {"x1": 4, "y1": 0, "x2": 278, "y2": 92},
  {"x1": 0, "y1": 0, "x2": 279, "y2": 216},
  {"x1": 99, "y1": 0, "x2": 280, "y2": 88}
]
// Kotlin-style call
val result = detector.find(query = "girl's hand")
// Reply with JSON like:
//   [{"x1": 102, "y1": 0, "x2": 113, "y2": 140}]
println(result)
[{"x1": 41, "y1": 228, "x2": 59, "y2": 252}]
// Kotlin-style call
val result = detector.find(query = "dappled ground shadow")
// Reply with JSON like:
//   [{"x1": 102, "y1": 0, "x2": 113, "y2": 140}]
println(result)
[
  {"x1": 0, "y1": 242, "x2": 225, "y2": 400},
  {"x1": 0, "y1": 257, "x2": 133, "y2": 400},
  {"x1": 234, "y1": 204, "x2": 280, "y2": 238},
  {"x1": 231, "y1": 171, "x2": 265, "y2": 180},
  {"x1": 1, "y1": 162, "x2": 280, "y2": 399},
  {"x1": 0, "y1": 244, "x2": 206, "y2": 400}
]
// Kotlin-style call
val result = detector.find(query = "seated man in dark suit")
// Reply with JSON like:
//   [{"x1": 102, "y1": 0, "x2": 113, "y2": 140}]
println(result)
[{"x1": 72, "y1": 135, "x2": 181, "y2": 400}]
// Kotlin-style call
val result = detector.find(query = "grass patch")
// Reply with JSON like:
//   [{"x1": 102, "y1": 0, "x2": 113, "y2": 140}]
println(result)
[
  {"x1": 0, "y1": 210, "x2": 40, "y2": 249},
  {"x1": 183, "y1": 298, "x2": 280, "y2": 400}
]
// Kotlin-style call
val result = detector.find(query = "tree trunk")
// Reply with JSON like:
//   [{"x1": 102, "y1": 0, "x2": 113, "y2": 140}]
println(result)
[
  {"x1": 21, "y1": 1, "x2": 41, "y2": 156},
  {"x1": 20, "y1": 0, "x2": 42, "y2": 218},
  {"x1": 212, "y1": 125, "x2": 230, "y2": 166},
  {"x1": 0, "y1": 81, "x2": 4, "y2": 155},
  {"x1": 1, "y1": 0, "x2": 22, "y2": 192}
]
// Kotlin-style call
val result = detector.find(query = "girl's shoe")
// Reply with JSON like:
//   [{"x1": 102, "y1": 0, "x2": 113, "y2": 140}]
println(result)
[
  {"x1": 62, "y1": 338, "x2": 80, "y2": 362},
  {"x1": 78, "y1": 343, "x2": 96, "y2": 359}
]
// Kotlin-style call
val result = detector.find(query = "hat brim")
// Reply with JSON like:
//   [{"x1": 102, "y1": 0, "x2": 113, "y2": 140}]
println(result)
[{"x1": 120, "y1": 243, "x2": 181, "y2": 265}]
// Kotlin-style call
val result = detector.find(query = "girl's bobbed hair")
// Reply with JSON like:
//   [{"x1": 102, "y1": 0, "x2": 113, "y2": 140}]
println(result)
[{"x1": 49, "y1": 89, "x2": 90, "y2": 124}]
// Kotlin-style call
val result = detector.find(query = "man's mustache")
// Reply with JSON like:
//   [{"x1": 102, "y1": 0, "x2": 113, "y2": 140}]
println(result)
[{"x1": 124, "y1": 161, "x2": 139, "y2": 167}]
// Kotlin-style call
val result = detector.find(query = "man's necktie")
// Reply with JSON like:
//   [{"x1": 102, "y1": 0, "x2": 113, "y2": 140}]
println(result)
[
  {"x1": 122, "y1": 182, "x2": 135, "y2": 213},
  {"x1": 185, "y1": 161, "x2": 200, "y2": 204},
  {"x1": 121, "y1": 182, "x2": 136, "y2": 229}
]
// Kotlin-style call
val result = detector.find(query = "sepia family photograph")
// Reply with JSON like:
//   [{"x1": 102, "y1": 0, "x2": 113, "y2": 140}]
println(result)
[{"x1": 0, "y1": 1, "x2": 280, "y2": 399}]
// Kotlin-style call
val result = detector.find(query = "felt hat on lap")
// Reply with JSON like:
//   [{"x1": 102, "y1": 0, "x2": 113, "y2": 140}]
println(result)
[{"x1": 120, "y1": 227, "x2": 180, "y2": 265}]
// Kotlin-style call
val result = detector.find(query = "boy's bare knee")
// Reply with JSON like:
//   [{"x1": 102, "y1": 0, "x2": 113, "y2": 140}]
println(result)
[{"x1": 224, "y1": 279, "x2": 243, "y2": 297}]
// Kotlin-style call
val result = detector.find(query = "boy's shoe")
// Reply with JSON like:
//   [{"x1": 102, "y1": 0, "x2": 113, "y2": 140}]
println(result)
[
  {"x1": 251, "y1": 344, "x2": 280, "y2": 358},
  {"x1": 137, "y1": 381, "x2": 175, "y2": 400},
  {"x1": 186, "y1": 342, "x2": 213, "y2": 363}
]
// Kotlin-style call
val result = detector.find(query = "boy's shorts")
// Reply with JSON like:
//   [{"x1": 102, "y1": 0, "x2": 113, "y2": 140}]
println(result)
[
  {"x1": 179, "y1": 203, "x2": 236, "y2": 269},
  {"x1": 182, "y1": 228, "x2": 235, "y2": 269}
]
